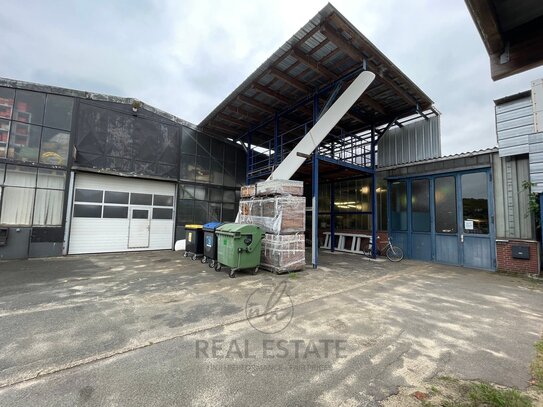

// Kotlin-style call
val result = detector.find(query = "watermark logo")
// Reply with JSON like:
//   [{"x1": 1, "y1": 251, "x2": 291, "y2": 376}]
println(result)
[{"x1": 245, "y1": 280, "x2": 293, "y2": 334}]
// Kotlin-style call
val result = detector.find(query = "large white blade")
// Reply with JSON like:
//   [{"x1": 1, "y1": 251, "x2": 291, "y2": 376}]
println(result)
[{"x1": 269, "y1": 70, "x2": 375, "y2": 180}]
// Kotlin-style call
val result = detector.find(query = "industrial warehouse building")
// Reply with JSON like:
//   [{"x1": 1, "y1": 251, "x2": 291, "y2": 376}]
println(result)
[{"x1": 0, "y1": 3, "x2": 541, "y2": 274}]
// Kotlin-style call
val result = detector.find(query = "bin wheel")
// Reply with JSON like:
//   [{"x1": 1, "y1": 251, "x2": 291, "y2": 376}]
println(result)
[
  {"x1": 251, "y1": 267, "x2": 259, "y2": 275},
  {"x1": 229, "y1": 269, "x2": 236, "y2": 278},
  {"x1": 215, "y1": 263, "x2": 222, "y2": 272},
  {"x1": 183, "y1": 252, "x2": 188, "y2": 258},
  {"x1": 191, "y1": 254, "x2": 197, "y2": 261},
  {"x1": 209, "y1": 260, "x2": 215, "y2": 268},
  {"x1": 201, "y1": 256, "x2": 207, "y2": 264}
]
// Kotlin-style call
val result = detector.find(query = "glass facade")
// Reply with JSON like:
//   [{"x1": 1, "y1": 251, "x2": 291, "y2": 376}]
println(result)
[
  {"x1": 316, "y1": 177, "x2": 387, "y2": 233},
  {"x1": 0, "y1": 165, "x2": 65, "y2": 226},
  {"x1": 177, "y1": 127, "x2": 243, "y2": 228}
]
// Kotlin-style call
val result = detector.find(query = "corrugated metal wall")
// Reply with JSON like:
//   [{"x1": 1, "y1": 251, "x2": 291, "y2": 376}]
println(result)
[
  {"x1": 377, "y1": 115, "x2": 441, "y2": 167},
  {"x1": 492, "y1": 153, "x2": 534, "y2": 239},
  {"x1": 496, "y1": 94, "x2": 534, "y2": 157}
]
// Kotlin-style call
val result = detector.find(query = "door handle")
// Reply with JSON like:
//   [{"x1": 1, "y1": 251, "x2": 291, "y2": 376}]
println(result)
[{"x1": 460, "y1": 234, "x2": 464, "y2": 243}]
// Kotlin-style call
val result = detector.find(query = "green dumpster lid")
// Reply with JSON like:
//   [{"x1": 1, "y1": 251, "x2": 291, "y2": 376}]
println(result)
[{"x1": 216, "y1": 223, "x2": 262, "y2": 234}]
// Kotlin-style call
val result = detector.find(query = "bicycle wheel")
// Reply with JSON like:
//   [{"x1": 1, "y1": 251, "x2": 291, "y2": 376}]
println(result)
[
  {"x1": 362, "y1": 243, "x2": 373, "y2": 258},
  {"x1": 386, "y1": 245, "x2": 404, "y2": 262}
]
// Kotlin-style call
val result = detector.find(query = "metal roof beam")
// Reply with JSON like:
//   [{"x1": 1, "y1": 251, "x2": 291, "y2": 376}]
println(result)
[
  {"x1": 252, "y1": 83, "x2": 291, "y2": 104},
  {"x1": 238, "y1": 94, "x2": 276, "y2": 114},
  {"x1": 290, "y1": 47, "x2": 336, "y2": 80},
  {"x1": 268, "y1": 67, "x2": 311, "y2": 93},
  {"x1": 321, "y1": 21, "x2": 417, "y2": 107}
]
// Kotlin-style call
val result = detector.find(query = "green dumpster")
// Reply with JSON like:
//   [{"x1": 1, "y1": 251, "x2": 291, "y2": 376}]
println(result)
[{"x1": 215, "y1": 223, "x2": 264, "y2": 278}]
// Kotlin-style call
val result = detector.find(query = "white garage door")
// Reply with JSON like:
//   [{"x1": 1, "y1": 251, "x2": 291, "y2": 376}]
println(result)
[{"x1": 68, "y1": 173, "x2": 176, "y2": 254}]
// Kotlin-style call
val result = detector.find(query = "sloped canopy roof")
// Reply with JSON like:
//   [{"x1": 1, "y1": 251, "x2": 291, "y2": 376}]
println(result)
[
  {"x1": 199, "y1": 3, "x2": 434, "y2": 146},
  {"x1": 466, "y1": 0, "x2": 543, "y2": 80}
]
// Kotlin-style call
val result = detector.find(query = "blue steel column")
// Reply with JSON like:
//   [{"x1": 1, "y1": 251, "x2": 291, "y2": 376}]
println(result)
[
  {"x1": 246, "y1": 132, "x2": 252, "y2": 185},
  {"x1": 371, "y1": 125, "x2": 377, "y2": 259},
  {"x1": 312, "y1": 94, "x2": 319, "y2": 268},
  {"x1": 330, "y1": 182, "x2": 335, "y2": 252}
]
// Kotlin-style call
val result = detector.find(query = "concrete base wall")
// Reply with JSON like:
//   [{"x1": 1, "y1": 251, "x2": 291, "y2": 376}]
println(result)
[{"x1": 496, "y1": 239, "x2": 540, "y2": 274}]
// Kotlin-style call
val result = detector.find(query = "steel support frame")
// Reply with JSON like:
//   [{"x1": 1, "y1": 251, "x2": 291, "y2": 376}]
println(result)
[
  {"x1": 312, "y1": 94, "x2": 319, "y2": 268},
  {"x1": 236, "y1": 63, "x2": 368, "y2": 143},
  {"x1": 370, "y1": 125, "x2": 377, "y2": 259}
]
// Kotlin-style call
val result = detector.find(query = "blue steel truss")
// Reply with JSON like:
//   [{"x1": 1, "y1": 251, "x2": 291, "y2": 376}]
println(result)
[{"x1": 241, "y1": 64, "x2": 407, "y2": 267}]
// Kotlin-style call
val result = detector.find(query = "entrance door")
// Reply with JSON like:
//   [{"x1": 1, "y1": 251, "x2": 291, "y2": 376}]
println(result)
[
  {"x1": 460, "y1": 172, "x2": 493, "y2": 270},
  {"x1": 128, "y1": 208, "x2": 150, "y2": 249}
]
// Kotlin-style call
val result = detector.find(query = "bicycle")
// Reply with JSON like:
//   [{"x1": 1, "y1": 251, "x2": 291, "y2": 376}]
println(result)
[{"x1": 363, "y1": 236, "x2": 404, "y2": 262}]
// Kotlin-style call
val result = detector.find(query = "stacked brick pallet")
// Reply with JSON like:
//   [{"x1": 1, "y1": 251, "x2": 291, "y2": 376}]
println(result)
[{"x1": 238, "y1": 180, "x2": 306, "y2": 273}]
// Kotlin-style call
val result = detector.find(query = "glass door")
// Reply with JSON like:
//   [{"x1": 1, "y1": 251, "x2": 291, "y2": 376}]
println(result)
[
  {"x1": 460, "y1": 172, "x2": 493, "y2": 269},
  {"x1": 434, "y1": 176, "x2": 459, "y2": 264}
]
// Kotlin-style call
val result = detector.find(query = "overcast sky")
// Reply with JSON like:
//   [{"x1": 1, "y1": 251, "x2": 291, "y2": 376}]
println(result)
[{"x1": 1, "y1": 0, "x2": 543, "y2": 155}]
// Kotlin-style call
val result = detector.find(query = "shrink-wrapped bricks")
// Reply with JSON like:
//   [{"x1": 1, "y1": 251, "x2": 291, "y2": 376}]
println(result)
[
  {"x1": 237, "y1": 196, "x2": 305, "y2": 235},
  {"x1": 255, "y1": 179, "x2": 304, "y2": 197},
  {"x1": 260, "y1": 233, "x2": 305, "y2": 273}
]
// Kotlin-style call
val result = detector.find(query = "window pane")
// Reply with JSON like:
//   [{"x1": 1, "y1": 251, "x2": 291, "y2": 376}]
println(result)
[
  {"x1": 152, "y1": 208, "x2": 172, "y2": 219},
  {"x1": 39, "y1": 128, "x2": 70, "y2": 166},
  {"x1": 34, "y1": 189, "x2": 64, "y2": 225},
  {"x1": 1, "y1": 187, "x2": 35, "y2": 225},
  {"x1": 5, "y1": 165, "x2": 37, "y2": 187},
  {"x1": 181, "y1": 128, "x2": 197, "y2": 154},
  {"x1": 209, "y1": 187, "x2": 222, "y2": 202},
  {"x1": 103, "y1": 206, "x2": 128, "y2": 218},
  {"x1": 13, "y1": 90, "x2": 45, "y2": 125},
  {"x1": 412, "y1": 179, "x2": 430, "y2": 232},
  {"x1": 0, "y1": 119, "x2": 10, "y2": 158},
  {"x1": 73, "y1": 204, "x2": 102, "y2": 218},
  {"x1": 0, "y1": 164, "x2": 5, "y2": 184},
  {"x1": 194, "y1": 201, "x2": 208, "y2": 224},
  {"x1": 8, "y1": 122, "x2": 41, "y2": 162},
  {"x1": 180, "y1": 184, "x2": 194, "y2": 199},
  {"x1": 132, "y1": 209, "x2": 148, "y2": 219},
  {"x1": 104, "y1": 191, "x2": 129, "y2": 204},
  {"x1": 180, "y1": 154, "x2": 195, "y2": 181},
  {"x1": 193, "y1": 185, "x2": 207, "y2": 201},
  {"x1": 44, "y1": 95, "x2": 73, "y2": 130},
  {"x1": 223, "y1": 189, "x2": 235, "y2": 203},
  {"x1": 130, "y1": 193, "x2": 152, "y2": 205},
  {"x1": 462, "y1": 172, "x2": 489, "y2": 234},
  {"x1": 153, "y1": 194, "x2": 173, "y2": 206},
  {"x1": 37, "y1": 169, "x2": 65, "y2": 189},
  {"x1": 390, "y1": 181, "x2": 407, "y2": 231},
  {"x1": 195, "y1": 156, "x2": 210, "y2": 183},
  {"x1": 222, "y1": 203, "x2": 236, "y2": 222},
  {"x1": 210, "y1": 160, "x2": 224, "y2": 185},
  {"x1": 435, "y1": 176, "x2": 457, "y2": 233},
  {"x1": 177, "y1": 199, "x2": 194, "y2": 224},
  {"x1": 75, "y1": 188, "x2": 103, "y2": 203},
  {"x1": 0, "y1": 87, "x2": 15, "y2": 119},
  {"x1": 208, "y1": 202, "x2": 221, "y2": 221}
]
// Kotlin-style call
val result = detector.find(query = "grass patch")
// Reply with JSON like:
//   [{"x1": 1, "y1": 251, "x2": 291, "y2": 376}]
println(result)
[
  {"x1": 531, "y1": 339, "x2": 543, "y2": 391},
  {"x1": 419, "y1": 380, "x2": 533, "y2": 407},
  {"x1": 468, "y1": 382, "x2": 531, "y2": 407}
]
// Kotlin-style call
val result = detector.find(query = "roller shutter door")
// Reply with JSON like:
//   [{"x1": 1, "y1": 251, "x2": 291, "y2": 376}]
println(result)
[{"x1": 68, "y1": 173, "x2": 175, "y2": 254}]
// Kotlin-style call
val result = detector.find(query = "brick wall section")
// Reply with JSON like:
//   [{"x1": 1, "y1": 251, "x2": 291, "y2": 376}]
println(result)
[{"x1": 496, "y1": 239, "x2": 540, "y2": 274}]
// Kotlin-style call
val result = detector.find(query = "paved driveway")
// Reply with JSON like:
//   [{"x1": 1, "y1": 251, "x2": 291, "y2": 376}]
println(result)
[{"x1": 0, "y1": 250, "x2": 541, "y2": 406}]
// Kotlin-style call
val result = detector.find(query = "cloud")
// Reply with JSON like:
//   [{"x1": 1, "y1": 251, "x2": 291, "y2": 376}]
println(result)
[{"x1": 1, "y1": 0, "x2": 542, "y2": 155}]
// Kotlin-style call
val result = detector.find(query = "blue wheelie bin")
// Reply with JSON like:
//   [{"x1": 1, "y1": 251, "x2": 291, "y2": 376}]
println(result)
[{"x1": 202, "y1": 222, "x2": 223, "y2": 267}]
